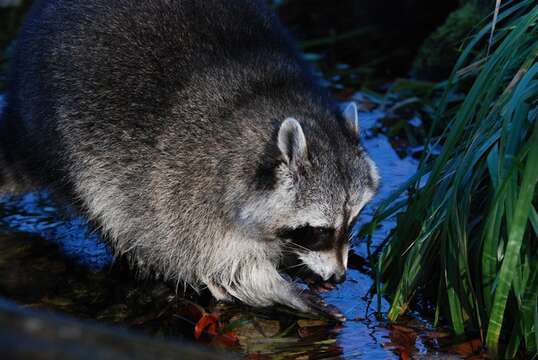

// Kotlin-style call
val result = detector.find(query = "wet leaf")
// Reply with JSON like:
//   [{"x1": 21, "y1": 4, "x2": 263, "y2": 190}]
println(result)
[
  {"x1": 423, "y1": 330, "x2": 452, "y2": 340},
  {"x1": 297, "y1": 325, "x2": 326, "y2": 339},
  {"x1": 194, "y1": 313, "x2": 219, "y2": 340},
  {"x1": 192, "y1": 311, "x2": 238, "y2": 347},
  {"x1": 226, "y1": 316, "x2": 281, "y2": 349},
  {"x1": 449, "y1": 338, "x2": 482, "y2": 357},
  {"x1": 389, "y1": 324, "x2": 418, "y2": 346},
  {"x1": 97, "y1": 304, "x2": 130, "y2": 323},
  {"x1": 399, "y1": 349, "x2": 411, "y2": 360},
  {"x1": 297, "y1": 319, "x2": 327, "y2": 328}
]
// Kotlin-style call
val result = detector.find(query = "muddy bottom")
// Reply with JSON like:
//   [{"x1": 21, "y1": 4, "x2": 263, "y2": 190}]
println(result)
[{"x1": 0, "y1": 93, "x2": 472, "y2": 359}]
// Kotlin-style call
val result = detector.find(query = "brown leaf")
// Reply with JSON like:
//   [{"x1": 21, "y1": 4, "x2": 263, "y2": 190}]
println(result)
[
  {"x1": 297, "y1": 319, "x2": 328, "y2": 328},
  {"x1": 449, "y1": 338, "x2": 482, "y2": 357},
  {"x1": 423, "y1": 330, "x2": 451, "y2": 340},
  {"x1": 388, "y1": 324, "x2": 417, "y2": 346}
]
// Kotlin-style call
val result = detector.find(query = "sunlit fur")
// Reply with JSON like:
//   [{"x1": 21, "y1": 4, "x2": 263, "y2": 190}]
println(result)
[{"x1": 0, "y1": 0, "x2": 379, "y2": 313}]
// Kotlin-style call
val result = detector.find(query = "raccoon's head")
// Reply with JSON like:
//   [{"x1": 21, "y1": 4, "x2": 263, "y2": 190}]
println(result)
[{"x1": 242, "y1": 103, "x2": 379, "y2": 285}]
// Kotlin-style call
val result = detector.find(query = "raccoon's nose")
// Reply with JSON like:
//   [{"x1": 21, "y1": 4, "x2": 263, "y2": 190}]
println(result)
[{"x1": 330, "y1": 272, "x2": 346, "y2": 284}]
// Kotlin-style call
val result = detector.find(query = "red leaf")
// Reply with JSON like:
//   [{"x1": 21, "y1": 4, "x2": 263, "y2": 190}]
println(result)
[
  {"x1": 194, "y1": 314, "x2": 220, "y2": 340},
  {"x1": 399, "y1": 349, "x2": 411, "y2": 360}
]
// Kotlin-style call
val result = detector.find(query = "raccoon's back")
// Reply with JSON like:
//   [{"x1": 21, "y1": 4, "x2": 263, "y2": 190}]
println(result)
[
  {"x1": 10, "y1": 0, "x2": 297, "y2": 131},
  {"x1": 4, "y1": 0, "x2": 309, "y2": 191}
]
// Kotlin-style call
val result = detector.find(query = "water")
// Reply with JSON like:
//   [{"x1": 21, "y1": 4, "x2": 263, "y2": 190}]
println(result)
[
  {"x1": 0, "y1": 192, "x2": 112, "y2": 268},
  {"x1": 0, "y1": 93, "x2": 461, "y2": 359}
]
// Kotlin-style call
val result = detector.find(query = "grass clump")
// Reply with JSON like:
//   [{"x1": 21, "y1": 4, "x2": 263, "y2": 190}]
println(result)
[{"x1": 368, "y1": 1, "x2": 538, "y2": 357}]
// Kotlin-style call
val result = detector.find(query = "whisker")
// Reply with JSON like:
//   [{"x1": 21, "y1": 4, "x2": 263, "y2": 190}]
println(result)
[
  {"x1": 280, "y1": 262, "x2": 307, "y2": 271},
  {"x1": 282, "y1": 241, "x2": 310, "y2": 253}
]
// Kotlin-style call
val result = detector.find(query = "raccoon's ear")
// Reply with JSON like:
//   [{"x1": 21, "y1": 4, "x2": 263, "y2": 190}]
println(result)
[
  {"x1": 278, "y1": 118, "x2": 308, "y2": 165},
  {"x1": 343, "y1": 102, "x2": 360, "y2": 138}
]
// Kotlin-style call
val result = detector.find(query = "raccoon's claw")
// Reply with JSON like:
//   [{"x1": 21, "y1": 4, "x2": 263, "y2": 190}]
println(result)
[
  {"x1": 308, "y1": 281, "x2": 336, "y2": 293},
  {"x1": 300, "y1": 290, "x2": 346, "y2": 322}
]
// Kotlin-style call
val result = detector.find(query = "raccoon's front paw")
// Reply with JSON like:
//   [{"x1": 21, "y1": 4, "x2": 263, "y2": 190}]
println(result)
[
  {"x1": 299, "y1": 290, "x2": 346, "y2": 322},
  {"x1": 206, "y1": 281, "x2": 233, "y2": 302}
]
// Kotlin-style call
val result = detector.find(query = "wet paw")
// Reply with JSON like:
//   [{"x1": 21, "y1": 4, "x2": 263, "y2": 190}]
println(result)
[
  {"x1": 301, "y1": 290, "x2": 346, "y2": 322},
  {"x1": 206, "y1": 282, "x2": 232, "y2": 302}
]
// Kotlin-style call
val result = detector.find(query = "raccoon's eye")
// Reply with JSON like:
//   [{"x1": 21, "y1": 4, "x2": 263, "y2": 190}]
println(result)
[
  {"x1": 311, "y1": 227, "x2": 330, "y2": 241},
  {"x1": 278, "y1": 225, "x2": 335, "y2": 251},
  {"x1": 313, "y1": 227, "x2": 330, "y2": 235}
]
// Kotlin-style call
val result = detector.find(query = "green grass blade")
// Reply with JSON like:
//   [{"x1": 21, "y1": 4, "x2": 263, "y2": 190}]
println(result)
[{"x1": 486, "y1": 125, "x2": 538, "y2": 356}]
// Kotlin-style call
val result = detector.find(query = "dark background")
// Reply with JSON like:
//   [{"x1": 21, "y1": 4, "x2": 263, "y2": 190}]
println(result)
[{"x1": 0, "y1": 0, "x2": 495, "y2": 90}]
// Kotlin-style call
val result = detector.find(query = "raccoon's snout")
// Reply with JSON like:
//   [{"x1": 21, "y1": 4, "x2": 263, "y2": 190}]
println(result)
[
  {"x1": 325, "y1": 263, "x2": 347, "y2": 284},
  {"x1": 298, "y1": 249, "x2": 347, "y2": 283},
  {"x1": 329, "y1": 270, "x2": 346, "y2": 284}
]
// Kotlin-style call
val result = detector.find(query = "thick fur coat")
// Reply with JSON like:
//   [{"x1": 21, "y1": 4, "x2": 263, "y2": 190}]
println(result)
[{"x1": 0, "y1": 0, "x2": 378, "y2": 314}]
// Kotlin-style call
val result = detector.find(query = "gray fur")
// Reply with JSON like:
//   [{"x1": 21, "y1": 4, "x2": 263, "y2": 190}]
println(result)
[{"x1": 0, "y1": 0, "x2": 378, "y2": 313}]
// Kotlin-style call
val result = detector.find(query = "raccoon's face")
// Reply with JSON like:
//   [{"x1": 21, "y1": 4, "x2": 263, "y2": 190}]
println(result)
[{"x1": 245, "y1": 103, "x2": 379, "y2": 284}]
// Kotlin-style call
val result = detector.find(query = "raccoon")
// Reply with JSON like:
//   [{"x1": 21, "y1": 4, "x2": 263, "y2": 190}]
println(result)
[{"x1": 0, "y1": 0, "x2": 379, "y2": 316}]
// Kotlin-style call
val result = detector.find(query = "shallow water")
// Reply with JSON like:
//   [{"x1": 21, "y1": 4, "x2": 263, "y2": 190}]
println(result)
[{"x1": 0, "y1": 93, "x2": 462, "y2": 359}]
